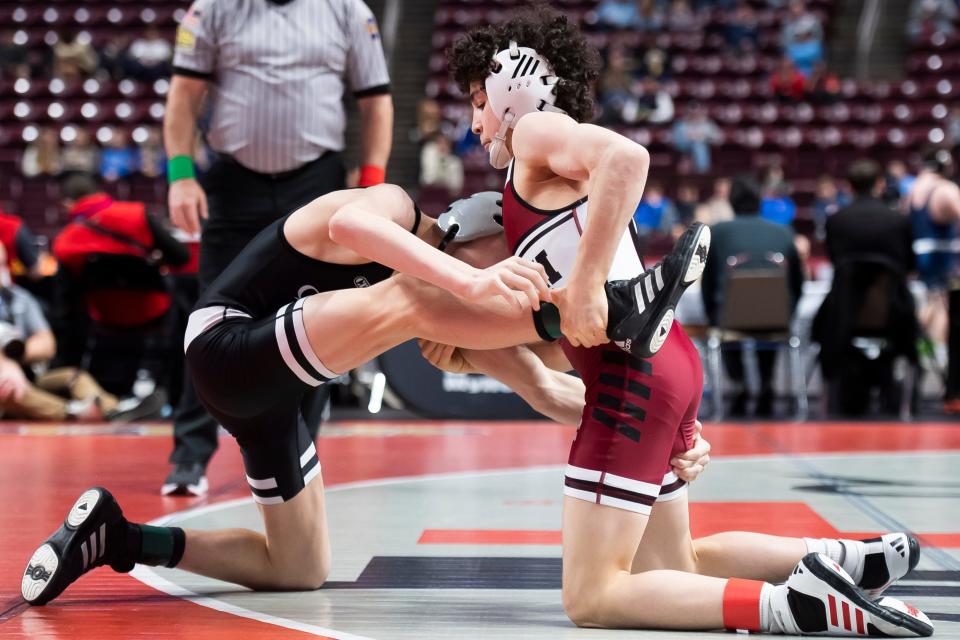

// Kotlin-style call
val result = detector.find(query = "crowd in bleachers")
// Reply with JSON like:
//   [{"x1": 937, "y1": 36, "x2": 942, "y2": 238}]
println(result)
[{"x1": 422, "y1": 0, "x2": 960, "y2": 244}]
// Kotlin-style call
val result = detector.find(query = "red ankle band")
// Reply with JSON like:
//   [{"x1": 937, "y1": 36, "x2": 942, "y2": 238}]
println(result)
[{"x1": 722, "y1": 578, "x2": 765, "y2": 631}]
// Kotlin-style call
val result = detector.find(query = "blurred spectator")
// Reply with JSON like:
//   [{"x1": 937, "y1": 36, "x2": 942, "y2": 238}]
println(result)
[
  {"x1": 908, "y1": 149, "x2": 960, "y2": 351},
  {"x1": 882, "y1": 160, "x2": 916, "y2": 206},
  {"x1": 53, "y1": 174, "x2": 190, "y2": 327},
  {"x1": 0, "y1": 30, "x2": 27, "y2": 76},
  {"x1": 633, "y1": 181, "x2": 677, "y2": 235},
  {"x1": 761, "y1": 184, "x2": 797, "y2": 226},
  {"x1": 674, "y1": 182, "x2": 700, "y2": 227},
  {"x1": 770, "y1": 57, "x2": 806, "y2": 102},
  {"x1": 785, "y1": 23, "x2": 824, "y2": 77},
  {"x1": 947, "y1": 105, "x2": 960, "y2": 156},
  {"x1": 53, "y1": 30, "x2": 98, "y2": 79},
  {"x1": 21, "y1": 128, "x2": 62, "y2": 178},
  {"x1": 907, "y1": 0, "x2": 957, "y2": 41},
  {"x1": 701, "y1": 174, "x2": 804, "y2": 417},
  {"x1": 812, "y1": 174, "x2": 852, "y2": 239},
  {"x1": 596, "y1": 0, "x2": 641, "y2": 30},
  {"x1": 99, "y1": 129, "x2": 137, "y2": 183},
  {"x1": 635, "y1": 76, "x2": 675, "y2": 124},
  {"x1": 637, "y1": 37, "x2": 671, "y2": 80},
  {"x1": 806, "y1": 61, "x2": 841, "y2": 104},
  {"x1": 781, "y1": 0, "x2": 824, "y2": 49},
  {"x1": 98, "y1": 35, "x2": 133, "y2": 80},
  {"x1": 695, "y1": 177, "x2": 736, "y2": 225},
  {"x1": 725, "y1": 1, "x2": 760, "y2": 50},
  {"x1": 728, "y1": 30, "x2": 760, "y2": 62},
  {"x1": 637, "y1": 0, "x2": 667, "y2": 32},
  {"x1": 672, "y1": 103, "x2": 722, "y2": 174},
  {"x1": 414, "y1": 99, "x2": 442, "y2": 145},
  {"x1": 762, "y1": 160, "x2": 789, "y2": 194},
  {"x1": 760, "y1": 162, "x2": 796, "y2": 224},
  {"x1": 137, "y1": 128, "x2": 166, "y2": 179},
  {"x1": 419, "y1": 132, "x2": 464, "y2": 195},
  {"x1": 126, "y1": 27, "x2": 172, "y2": 81},
  {"x1": 0, "y1": 209, "x2": 44, "y2": 279},
  {"x1": 599, "y1": 46, "x2": 637, "y2": 124},
  {"x1": 61, "y1": 129, "x2": 99, "y2": 177},
  {"x1": 813, "y1": 160, "x2": 917, "y2": 416},
  {"x1": 0, "y1": 241, "x2": 165, "y2": 421},
  {"x1": 667, "y1": 0, "x2": 701, "y2": 31}
]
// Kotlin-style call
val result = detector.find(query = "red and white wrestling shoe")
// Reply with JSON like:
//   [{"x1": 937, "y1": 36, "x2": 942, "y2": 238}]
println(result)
[{"x1": 769, "y1": 553, "x2": 933, "y2": 637}]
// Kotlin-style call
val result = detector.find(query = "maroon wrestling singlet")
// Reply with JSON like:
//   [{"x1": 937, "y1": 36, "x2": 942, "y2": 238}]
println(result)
[{"x1": 501, "y1": 163, "x2": 702, "y2": 514}]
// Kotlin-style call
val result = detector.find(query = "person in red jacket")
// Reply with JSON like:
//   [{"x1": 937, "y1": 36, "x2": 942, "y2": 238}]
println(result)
[
  {"x1": 0, "y1": 209, "x2": 45, "y2": 279},
  {"x1": 52, "y1": 175, "x2": 190, "y2": 328}
]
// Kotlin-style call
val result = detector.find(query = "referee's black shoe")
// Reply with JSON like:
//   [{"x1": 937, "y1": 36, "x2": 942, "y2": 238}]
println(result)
[
  {"x1": 22, "y1": 487, "x2": 134, "y2": 606},
  {"x1": 606, "y1": 222, "x2": 710, "y2": 359}
]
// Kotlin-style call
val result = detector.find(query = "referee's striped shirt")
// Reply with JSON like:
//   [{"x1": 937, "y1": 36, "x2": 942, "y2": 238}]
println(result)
[{"x1": 173, "y1": 0, "x2": 391, "y2": 174}]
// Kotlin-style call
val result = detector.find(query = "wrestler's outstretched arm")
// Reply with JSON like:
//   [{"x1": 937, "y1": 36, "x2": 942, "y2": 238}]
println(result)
[
  {"x1": 286, "y1": 184, "x2": 550, "y2": 313},
  {"x1": 418, "y1": 339, "x2": 710, "y2": 483}
]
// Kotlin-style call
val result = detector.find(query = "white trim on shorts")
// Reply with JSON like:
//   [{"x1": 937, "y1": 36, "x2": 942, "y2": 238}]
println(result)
[
  {"x1": 563, "y1": 464, "x2": 687, "y2": 515},
  {"x1": 184, "y1": 306, "x2": 253, "y2": 352}
]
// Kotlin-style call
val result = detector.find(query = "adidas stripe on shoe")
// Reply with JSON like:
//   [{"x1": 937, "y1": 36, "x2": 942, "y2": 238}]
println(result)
[
  {"x1": 805, "y1": 533, "x2": 921, "y2": 598},
  {"x1": 21, "y1": 487, "x2": 132, "y2": 606},
  {"x1": 769, "y1": 553, "x2": 933, "y2": 637},
  {"x1": 606, "y1": 222, "x2": 710, "y2": 359}
]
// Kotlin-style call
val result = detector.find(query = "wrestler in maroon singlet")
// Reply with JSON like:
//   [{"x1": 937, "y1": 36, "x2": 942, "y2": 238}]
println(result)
[{"x1": 501, "y1": 163, "x2": 702, "y2": 515}]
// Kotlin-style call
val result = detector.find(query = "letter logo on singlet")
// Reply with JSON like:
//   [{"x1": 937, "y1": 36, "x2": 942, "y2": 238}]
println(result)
[
  {"x1": 298, "y1": 285, "x2": 320, "y2": 298},
  {"x1": 354, "y1": 277, "x2": 371, "y2": 288}
]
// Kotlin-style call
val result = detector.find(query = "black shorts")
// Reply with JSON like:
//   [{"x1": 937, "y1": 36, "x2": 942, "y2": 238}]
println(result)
[{"x1": 184, "y1": 302, "x2": 335, "y2": 504}]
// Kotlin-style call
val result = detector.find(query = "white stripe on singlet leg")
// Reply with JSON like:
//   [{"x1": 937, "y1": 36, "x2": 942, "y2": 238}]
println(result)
[
  {"x1": 601, "y1": 471, "x2": 661, "y2": 499},
  {"x1": 303, "y1": 462, "x2": 322, "y2": 487},
  {"x1": 598, "y1": 493, "x2": 654, "y2": 515},
  {"x1": 292, "y1": 298, "x2": 338, "y2": 379},
  {"x1": 274, "y1": 304, "x2": 323, "y2": 386},
  {"x1": 565, "y1": 464, "x2": 602, "y2": 483},
  {"x1": 246, "y1": 475, "x2": 279, "y2": 490},
  {"x1": 299, "y1": 442, "x2": 317, "y2": 468}
]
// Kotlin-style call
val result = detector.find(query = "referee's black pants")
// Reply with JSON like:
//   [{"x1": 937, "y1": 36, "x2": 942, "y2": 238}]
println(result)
[{"x1": 169, "y1": 152, "x2": 346, "y2": 467}]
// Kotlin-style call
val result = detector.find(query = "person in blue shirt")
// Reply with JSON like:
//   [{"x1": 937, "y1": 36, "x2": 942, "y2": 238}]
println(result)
[
  {"x1": 633, "y1": 181, "x2": 677, "y2": 235},
  {"x1": 99, "y1": 128, "x2": 137, "y2": 182}
]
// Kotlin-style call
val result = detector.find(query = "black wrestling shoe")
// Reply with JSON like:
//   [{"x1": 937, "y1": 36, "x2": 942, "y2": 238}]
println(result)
[
  {"x1": 160, "y1": 462, "x2": 209, "y2": 497},
  {"x1": 606, "y1": 222, "x2": 710, "y2": 358},
  {"x1": 22, "y1": 488, "x2": 133, "y2": 606},
  {"x1": 771, "y1": 553, "x2": 933, "y2": 637},
  {"x1": 107, "y1": 389, "x2": 168, "y2": 423}
]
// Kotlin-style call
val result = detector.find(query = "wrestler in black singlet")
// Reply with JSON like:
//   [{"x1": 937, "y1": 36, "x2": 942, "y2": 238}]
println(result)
[{"x1": 184, "y1": 203, "x2": 420, "y2": 504}]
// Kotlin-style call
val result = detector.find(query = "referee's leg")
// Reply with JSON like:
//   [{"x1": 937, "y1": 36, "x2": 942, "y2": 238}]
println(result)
[
  {"x1": 164, "y1": 237, "x2": 247, "y2": 496},
  {"x1": 165, "y1": 158, "x2": 273, "y2": 495}
]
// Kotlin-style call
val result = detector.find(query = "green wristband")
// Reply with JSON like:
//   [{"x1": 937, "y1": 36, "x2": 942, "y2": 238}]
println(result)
[{"x1": 167, "y1": 155, "x2": 196, "y2": 183}]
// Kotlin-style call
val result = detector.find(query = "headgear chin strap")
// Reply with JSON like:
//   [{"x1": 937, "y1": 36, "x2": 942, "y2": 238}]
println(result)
[
  {"x1": 488, "y1": 111, "x2": 515, "y2": 170},
  {"x1": 484, "y1": 41, "x2": 565, "y2": 170}
]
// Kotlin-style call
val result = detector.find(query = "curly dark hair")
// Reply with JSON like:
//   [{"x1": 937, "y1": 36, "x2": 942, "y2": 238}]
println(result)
[{"x1": 446, "y1": 5, "x2": 600, "y2": 123}]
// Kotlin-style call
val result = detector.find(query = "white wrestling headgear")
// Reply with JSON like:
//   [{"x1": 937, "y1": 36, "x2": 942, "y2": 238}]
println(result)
[{"x1": 484, "y1": 41, "x2": 566, "y2": 169}]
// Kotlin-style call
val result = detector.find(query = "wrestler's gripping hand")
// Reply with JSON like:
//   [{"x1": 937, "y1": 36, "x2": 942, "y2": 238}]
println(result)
[
  {"x1": 550, "y1": 280, "x2": 608, "y2": 348},
  {"x1": 417, "y1": 339, "x2": 477, "y2": 375},
  {"x1": 669, "y1": 420, "x2": 711, "y2": 483},
  {"x1": 460, "y1": 256, "x2": 552, "y2": 314}
]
